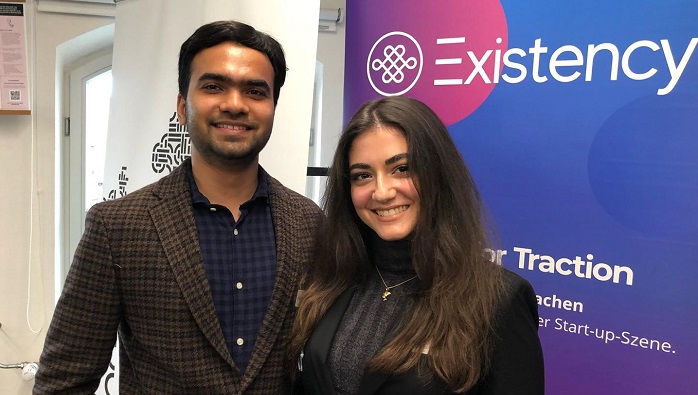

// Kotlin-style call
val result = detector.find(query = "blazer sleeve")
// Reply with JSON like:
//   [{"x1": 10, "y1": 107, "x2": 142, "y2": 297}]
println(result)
[
  {"x1": 34, "y1": 205, "x2": 121, "y2": 394},
  {"x1": 478, "y1": 272, "x2": 545, "y2": 395}
]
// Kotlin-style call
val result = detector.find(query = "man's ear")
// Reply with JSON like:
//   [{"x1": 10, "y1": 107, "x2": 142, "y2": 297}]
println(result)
[{"x1": 176, "y1": 93, "x2": 187, "y2": 125}]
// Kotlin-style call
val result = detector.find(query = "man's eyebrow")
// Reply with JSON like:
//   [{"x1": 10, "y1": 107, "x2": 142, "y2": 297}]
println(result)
[
  {"x1": 197, "y1": 72, "x2": 231, "y2": 84},
  {"x1": 197, "y1": 73, "x2": 271, "y2": 92}
]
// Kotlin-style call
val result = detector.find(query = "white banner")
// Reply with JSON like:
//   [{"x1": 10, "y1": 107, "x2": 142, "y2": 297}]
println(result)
[
  {"x1": 98, "y1": 1, "x2": 320, "y2": 393},
  {"x1": 102, "y1": 0, "x2": 321, "y2": 199}
]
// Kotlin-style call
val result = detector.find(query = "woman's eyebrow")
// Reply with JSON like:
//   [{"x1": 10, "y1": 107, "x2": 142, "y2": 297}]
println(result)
[
  {"x1": 385, "y1": 153, "x2": 408, "y2": 165},
  {"x1": 348, "y1": 162, "x2": 370, "y2": 171}
]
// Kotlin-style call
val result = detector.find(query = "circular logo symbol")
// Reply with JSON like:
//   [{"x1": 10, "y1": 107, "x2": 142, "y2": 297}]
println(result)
[{"x1": 367, "y1": 31, "x2": 423, "y2": 96}]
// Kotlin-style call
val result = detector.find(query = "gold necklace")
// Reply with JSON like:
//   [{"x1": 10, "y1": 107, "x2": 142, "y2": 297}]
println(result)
[{"x1": 375, "y1": 266, "x2": 418, "y2": 301}]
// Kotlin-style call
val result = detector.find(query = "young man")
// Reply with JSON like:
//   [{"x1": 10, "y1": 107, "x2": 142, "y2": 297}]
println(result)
[{"x1": 35, "y1": 21, "x2": 322, "y2": 394}]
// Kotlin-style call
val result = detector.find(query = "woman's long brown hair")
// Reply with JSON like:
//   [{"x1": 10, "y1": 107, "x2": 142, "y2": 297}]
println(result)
[{"x1": 290, "y1": 97, "x2": 504, "y2": 392}]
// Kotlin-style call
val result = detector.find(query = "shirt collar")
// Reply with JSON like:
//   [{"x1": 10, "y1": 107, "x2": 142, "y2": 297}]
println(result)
[{"x1": 186, "y1": 160, "x2": 270, "y2": 207}]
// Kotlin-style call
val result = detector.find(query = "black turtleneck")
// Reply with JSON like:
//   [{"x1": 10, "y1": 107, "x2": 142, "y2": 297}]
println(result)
[{"x1": 327, "y1": 233, "x2": 418, "y2": 395}]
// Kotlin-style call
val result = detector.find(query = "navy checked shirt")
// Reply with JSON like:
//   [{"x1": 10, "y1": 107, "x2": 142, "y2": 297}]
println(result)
[{"x1": 187, "y1": 162, "x2": 277, "y2": 372}]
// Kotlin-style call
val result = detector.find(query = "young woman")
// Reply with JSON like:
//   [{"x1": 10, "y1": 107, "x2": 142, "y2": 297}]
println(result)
[{"x1": 291, "y1": 97, "x2": 544, "y2": 394}]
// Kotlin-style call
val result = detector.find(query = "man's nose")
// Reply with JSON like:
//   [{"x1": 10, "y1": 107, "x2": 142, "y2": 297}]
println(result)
[{"x1": 220, "y1": 89, "x2": 249, "y2": 114}]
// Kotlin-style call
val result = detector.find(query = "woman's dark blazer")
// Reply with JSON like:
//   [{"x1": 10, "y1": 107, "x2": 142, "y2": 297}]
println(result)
[{"x1": 297, "y1": 269, "x2": 544, "y2": 395}]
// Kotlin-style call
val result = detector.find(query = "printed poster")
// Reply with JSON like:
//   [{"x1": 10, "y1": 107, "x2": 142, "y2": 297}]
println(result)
[{"x1": 0, "y1": 2, "x2": 29, "y2": 111}]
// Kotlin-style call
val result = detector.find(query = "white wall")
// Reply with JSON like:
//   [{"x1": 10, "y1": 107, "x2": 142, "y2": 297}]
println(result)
[
  {"x1": 0, "y1": 1, "x2": 114, "y2": 392},
  {"x1": 316, "y1": 0, "x2": 346, "y2": 168},
  {"x1": 0, "y1": 1, "x2": 345, "y2": 393}
]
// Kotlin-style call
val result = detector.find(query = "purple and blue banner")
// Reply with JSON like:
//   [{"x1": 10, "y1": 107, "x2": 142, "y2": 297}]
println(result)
[{"x1": 345, "y1": 1, "x2": 698, "y2": 393}]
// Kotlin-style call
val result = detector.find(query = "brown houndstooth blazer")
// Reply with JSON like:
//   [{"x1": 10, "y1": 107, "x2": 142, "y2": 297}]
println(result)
[{"x1": 34, "y1": 159, "x2": 323, "y2": 394}]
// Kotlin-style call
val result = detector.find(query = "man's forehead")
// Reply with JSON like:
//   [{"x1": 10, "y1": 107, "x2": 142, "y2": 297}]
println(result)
[{"x1": 190, "y1": 43, "x2": 274, "y2": 80}]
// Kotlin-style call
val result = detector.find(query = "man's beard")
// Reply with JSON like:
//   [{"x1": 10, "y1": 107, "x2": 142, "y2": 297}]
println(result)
[{"x1": 187, "y1": 115, "x2": 271, "y2": 168}]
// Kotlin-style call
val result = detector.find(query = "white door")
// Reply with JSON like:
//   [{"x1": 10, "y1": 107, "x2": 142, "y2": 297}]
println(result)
[{"x1": 64, "y1": 52, "x2": 112, "y2": 287}]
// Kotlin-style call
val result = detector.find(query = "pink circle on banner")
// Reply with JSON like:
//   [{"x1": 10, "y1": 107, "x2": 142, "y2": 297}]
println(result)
[{"x1": 364, "y1": 1, "x2": 508, "y2": 125}]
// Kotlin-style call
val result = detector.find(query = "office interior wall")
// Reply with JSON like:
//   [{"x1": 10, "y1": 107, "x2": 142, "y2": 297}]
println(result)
[
  {"x1": 316, "y1": 0, "x2": 346, "y2": 169},
  {"x1": 0, "y1": 2, "x2": 113, "y2": 392}
]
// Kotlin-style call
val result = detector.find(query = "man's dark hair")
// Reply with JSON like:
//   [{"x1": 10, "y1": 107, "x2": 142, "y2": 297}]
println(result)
[{"x1": 178, "y1": 20, "x2": 287, "y2": 105}]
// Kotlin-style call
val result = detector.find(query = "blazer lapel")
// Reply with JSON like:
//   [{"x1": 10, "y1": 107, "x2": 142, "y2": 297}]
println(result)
[
  {"x1": 304, "y1": 284, "x2": 408, "y2": 395},
  {"x1": 357, "y1": 369, "x2": 391, "y2": 395},
  {"x1": 303, "y1": 287, "x2": 357, "y2": 395},
  {"x1": 238, "y1": 177, "x2": 308, "y2": 390},
  {"x1": 149, "y1": 164, "x2": 237, "y2": 371}
]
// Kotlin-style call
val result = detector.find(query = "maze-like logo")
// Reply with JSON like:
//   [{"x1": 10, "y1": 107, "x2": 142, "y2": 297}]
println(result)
[
  {"x1": 371, "y1": 44, "x2": 417, "y2": 84},
  {"x1": 152, "y1": 112, "x2": 191, "y2": 174},
  {"x1": 104, "y1": 166, "x2": 128, "y2": 201},
  {"x1": 367, "y1": 31, "x2": 423, "y2": 96}
]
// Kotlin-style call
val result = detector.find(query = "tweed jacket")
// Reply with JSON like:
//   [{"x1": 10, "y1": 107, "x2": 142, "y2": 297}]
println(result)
[
  {"x1": 297, "y1": 270, "x2": 544, "y2": 395},
  {"x1": 35, "y1": 160, "x2": 323, "y2": 395}
]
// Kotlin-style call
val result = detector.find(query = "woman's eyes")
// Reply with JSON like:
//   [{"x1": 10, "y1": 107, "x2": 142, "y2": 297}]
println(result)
[
  {"x1": 349, "y1": 164, "x2": 410, "y2": 182},
  {"x1": 394, "y1": 164, "x2": 410, "y2": 174},
  {"x1": 350, "y1": 172, "x2": 371, "y2": 182}
]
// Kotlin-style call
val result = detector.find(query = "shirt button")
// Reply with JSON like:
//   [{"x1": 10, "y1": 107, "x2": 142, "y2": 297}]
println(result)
[
  {"x1": 236, "y1": 338, "x2": 244, "y2": 346},
  {"x1": 210, "y1": 207, "x2": 217, "y2": 212},
  {"x1": 236, "y1": 282, "x2": 243, "y2": 290},
  {"x1": 233, "y1": 228, "x2": 239, "y2": 236}
]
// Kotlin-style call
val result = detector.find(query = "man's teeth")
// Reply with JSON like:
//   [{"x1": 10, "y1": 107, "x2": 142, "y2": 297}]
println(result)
[
  {"x1": 217, "y1": 124, "x2": 247, "y2": 130},
  {"x1": 375, "y1": 206, "x2": 407, "y2": 217}
]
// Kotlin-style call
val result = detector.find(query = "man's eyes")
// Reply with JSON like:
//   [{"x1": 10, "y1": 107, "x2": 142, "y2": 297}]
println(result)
[
  {"x1": 247, "y1": 88, "x2": 268, "y2": 97},
  {"x1": 201, "y1": 83, "x2": 222, "y2": 91}
]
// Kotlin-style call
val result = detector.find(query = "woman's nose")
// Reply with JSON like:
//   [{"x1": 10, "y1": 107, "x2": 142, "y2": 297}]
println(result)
[{"x1": 372, "y1": 175, "x2": 397, "y2": 201}]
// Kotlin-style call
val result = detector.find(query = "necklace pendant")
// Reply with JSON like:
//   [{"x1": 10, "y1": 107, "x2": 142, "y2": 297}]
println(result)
[{"x1": 382, "y1": 290, "x2": 391, "y2": 301}]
